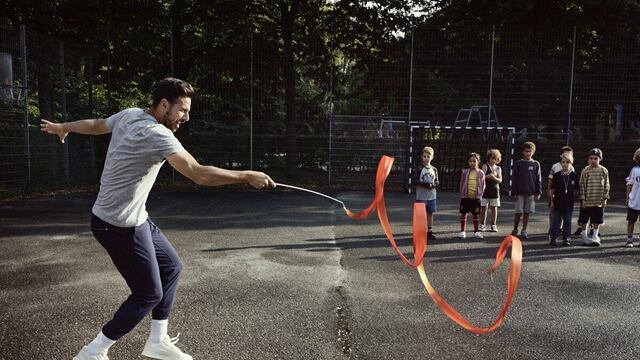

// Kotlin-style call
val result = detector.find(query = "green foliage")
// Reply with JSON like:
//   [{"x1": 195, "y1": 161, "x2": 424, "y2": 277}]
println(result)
[{"x1": 3, "y1": 0, "x2": 639, "y2": 142}]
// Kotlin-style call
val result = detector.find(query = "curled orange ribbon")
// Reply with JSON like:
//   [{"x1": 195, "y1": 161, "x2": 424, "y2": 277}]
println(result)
[
  {"x1": 345, "y1": 156, "x2": 425, "y2": 268},
  {"x1": 345, "y1": 155, "x2": 523, "y2": 334}
]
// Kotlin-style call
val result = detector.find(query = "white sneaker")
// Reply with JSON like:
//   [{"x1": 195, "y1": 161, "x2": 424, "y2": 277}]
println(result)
[
  {"x1": 73, "y1": 347, "x2": 109, "y2": 360},
  {"x1": 473, "y1": 232, "x2": 483, "y2": 239},
  {"x1": 457, "y1": 231, "x2": 466, "y2": 238},
  {"x1": 490, "y1": 225, "x2": 498, "y2": 232},
  {"x1": 581, "y1": 232, "x2": 592, "y2": 246},
  {"x1": 592, "y1": 236, "x2": 601, "y2": 246},
  {"x1": 479, "y1": 224, "x2": 486, "y2": 232},
  {"x1": 142, "y1": 334, "x2": 192, "y2": 360},
  {"x1": 625, "y1": 239, "x2": 634, "y2": 248}
]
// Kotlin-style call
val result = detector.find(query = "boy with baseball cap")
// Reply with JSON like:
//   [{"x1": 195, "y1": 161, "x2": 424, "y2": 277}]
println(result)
[{"x1": 578, "y1": 148, "x2": 610, "y2": 246}]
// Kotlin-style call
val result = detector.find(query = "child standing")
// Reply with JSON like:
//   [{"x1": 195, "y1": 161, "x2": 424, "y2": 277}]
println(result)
[
  {"x1": 480, "y1": 149, "x2": 502, "y2": 232},
  {"x1": 624, "y1": 148, "x2": 640, "y2": 247},
  {"x1": 414, "y1": 146, "x2": 439, "y2": 240},
  {"x1": 547, "y1": 146, "x2": 575, "y2": 231},
  {"x1": 573, "y1": 163, "x2": 603, "y2": 237},
  {"x1": 548, "y1": 153, "x2": 579, "y2": 246},
  {"x1": 579, "y1": 148, "x2": 610, "y2": 246},
  {"x1": 458, "y1": 153, "x2": 485, "y2": 239},
  {"x1": 511, "y1": 141, "x2": 542, "y2": 240}
]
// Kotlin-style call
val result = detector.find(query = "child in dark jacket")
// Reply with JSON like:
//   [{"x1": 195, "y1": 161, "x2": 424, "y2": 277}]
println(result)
[
  {"x1": 511, "y1": 141, "x2": 542, "y2": 240},
  {"x1": 548, "y1": 153, "x2": 579, "y2": 246}
]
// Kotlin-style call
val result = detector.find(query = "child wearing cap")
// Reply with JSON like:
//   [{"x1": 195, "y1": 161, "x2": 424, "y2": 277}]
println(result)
[
  {"x1": 578, "y1": 148, "x2": 610, "y2": 246},
  {"x1": 548, "y1": 153, "x2": 579, "y2": 246},
  {"x1": 624, "y1": 148, "x2": 640, "y2": 247},
  {"x1": 414, "y1": 146, "x2": 439, "y2": 240}
]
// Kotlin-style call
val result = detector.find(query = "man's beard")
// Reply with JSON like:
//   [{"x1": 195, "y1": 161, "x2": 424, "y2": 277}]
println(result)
[{"x1": 161, "y1": 112, "x2": 175, "y2": 131}]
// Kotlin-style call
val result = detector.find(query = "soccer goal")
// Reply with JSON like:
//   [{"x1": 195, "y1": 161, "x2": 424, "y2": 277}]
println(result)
[{"x1": 408, "y1": 125, "x2": 516, "y2": 193}]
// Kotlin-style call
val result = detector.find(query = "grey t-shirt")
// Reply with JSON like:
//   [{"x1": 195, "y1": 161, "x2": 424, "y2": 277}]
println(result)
[{"x1": 92, "y1": 108, "x2": 184, "y2": 227}]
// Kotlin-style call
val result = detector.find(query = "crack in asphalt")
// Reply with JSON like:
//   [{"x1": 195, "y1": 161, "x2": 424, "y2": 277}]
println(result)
[
  {"x1": 330, "y1": 201, "x2": 358, "y2": 359},
  {"x1": 334, "y1": 285, "x2": 357, "y2": 359}
]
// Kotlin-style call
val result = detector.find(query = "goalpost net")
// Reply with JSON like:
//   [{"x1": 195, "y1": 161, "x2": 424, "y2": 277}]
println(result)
[{"x1": 408, "y1": 126, "x2": 516, "y2": 194}]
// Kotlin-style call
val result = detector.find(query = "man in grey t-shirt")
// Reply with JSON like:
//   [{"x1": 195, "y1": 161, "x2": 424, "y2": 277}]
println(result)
[{"x1": 41, "y1": 78, "x2": 275, "y2": 360}]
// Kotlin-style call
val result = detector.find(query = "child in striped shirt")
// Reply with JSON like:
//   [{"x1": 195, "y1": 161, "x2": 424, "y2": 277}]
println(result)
[{"x1": 579, "y1": 148, "x2": 610, "y2": 246}]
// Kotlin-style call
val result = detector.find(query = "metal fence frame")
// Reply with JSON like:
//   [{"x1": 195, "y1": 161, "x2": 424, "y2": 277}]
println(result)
[{"x1": 1, "y1": 18, "x2": 639, "y2": 196}]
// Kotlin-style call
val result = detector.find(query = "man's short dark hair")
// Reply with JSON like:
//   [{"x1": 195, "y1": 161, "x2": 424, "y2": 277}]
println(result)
[{"x1": 152, "y1": 77, "x2": 194, "y2": 106}]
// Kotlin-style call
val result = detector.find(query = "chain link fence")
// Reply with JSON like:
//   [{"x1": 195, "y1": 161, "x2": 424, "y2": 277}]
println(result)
[
  {"x1": 1, "y1": 17, "x2": 639, "y2": 197},
  {"x1": 26, "y1": 30, "x2": 101, "y2": 189},
  {"x1": 0, "y1": 18, "x2": 29, "y2": 195}
]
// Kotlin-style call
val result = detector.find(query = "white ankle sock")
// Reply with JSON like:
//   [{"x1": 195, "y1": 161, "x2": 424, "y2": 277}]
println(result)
[
  {"x1": 85, "y1": 331, "x2": 115, "y2": 355},
  {"x1": 593, "y1": 228, "x2": 599, "y2": 237},
  {"x1": 149, "y1": 319, "x2": 169, "y2": 343}
]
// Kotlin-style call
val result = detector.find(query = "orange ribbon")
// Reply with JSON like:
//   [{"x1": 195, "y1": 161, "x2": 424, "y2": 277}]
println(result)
[{"x1": 344, "y1": 155, "x2": 523, "y2": 334}]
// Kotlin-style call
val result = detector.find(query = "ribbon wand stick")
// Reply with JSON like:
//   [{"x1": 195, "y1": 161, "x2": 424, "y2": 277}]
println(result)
[{"x1": 275, "y1": 183, "x2": 347, "y2": 210}]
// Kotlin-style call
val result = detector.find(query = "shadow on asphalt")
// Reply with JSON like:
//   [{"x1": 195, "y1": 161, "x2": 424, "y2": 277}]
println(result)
[
  {"x1": 202, "y1": 234, "x2": 405, "y2": 253},
  {"x1": 360, "y1": 239, "x2": 640, "y2": 264}
]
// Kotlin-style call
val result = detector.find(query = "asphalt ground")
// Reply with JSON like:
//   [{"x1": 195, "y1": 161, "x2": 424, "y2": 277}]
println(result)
[{"x1": 1, "y1": 189, "x2": 639, "y2": 360}]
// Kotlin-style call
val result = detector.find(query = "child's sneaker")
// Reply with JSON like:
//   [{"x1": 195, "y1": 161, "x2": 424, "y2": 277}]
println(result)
[
  {"x1": 562, "y1": 238, "x2": 571, "y2": 246},
  {"x1": 581, "y1": 232, "x2": 592, "y2": 245},
  {"x1": 490, "y1": 224, "x2": 498, "y2": 232},
  {"x1": 510, "y1": 228, "x2": 519, "y2": 236},
  {"x1": 479, "y1": 224, "x2": 486, "y2": 232},
  {"x1": 573, "y1": 228, "x2": 583, "y2": 236},
  {"x1": 520, "y1": 231, "x2": 528, "y2": 240},
  {"x1": 73, "y1": 347, "x2": 109, "y2": 360},
  {"x1": 625, "y1": 238, "x2": 634, "y2": 248},
  {"x1": 580, "y1": 231, "x2": 593, "y2": 246},
  {"x1": 473, "y1": 232, "x2": 483, "y2": 239},
  {"x1": 427, "y1": 231, "x2": 436, "y2": 240},
  {"x1": 142, "y1": 334, "x2": 193, "y2": 360},
  {"x1": 592, "y1": 235, "x2": 601, "y2": 246},
  {"x1": 457, "y1": 231, "x2": 466, "y2": 238}
]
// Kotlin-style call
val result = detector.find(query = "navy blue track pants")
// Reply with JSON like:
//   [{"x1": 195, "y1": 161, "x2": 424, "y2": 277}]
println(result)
[{"x1": 91, "y1": 214, "x2": 183, "y2": 340}]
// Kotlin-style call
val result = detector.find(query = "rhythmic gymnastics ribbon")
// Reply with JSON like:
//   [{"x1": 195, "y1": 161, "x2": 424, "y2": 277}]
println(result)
[{"x1": 277, "y1": 155, "x2": 522, "y2": 334}]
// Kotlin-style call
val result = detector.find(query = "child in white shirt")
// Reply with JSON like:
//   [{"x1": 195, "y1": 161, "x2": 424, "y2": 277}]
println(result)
[{"x1": 625, "y1": 148, "x2": 640, "y2": 247}]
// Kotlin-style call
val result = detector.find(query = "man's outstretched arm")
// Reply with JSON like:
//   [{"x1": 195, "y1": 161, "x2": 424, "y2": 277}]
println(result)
[
  {"x1": 40, "y1": 118, "x2": 111, "y2": 143},
  {"x1": 167, "y1": 150, "x2": 276, "y2": 189}
]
